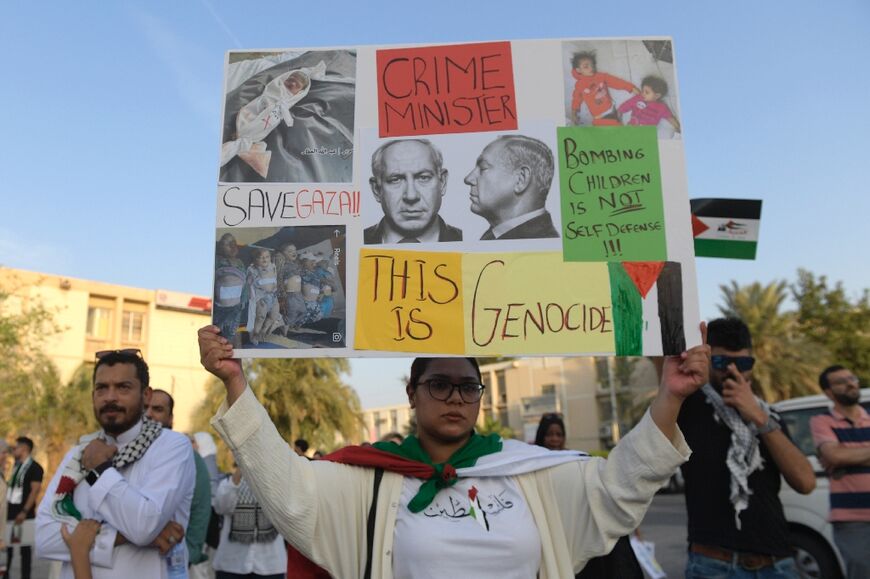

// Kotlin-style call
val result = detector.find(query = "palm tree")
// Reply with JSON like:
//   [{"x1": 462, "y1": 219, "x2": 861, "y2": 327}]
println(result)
[
  {"x1": 718, "y1": 280, "x2": 826, "y2": 401},
  {"x1": 476, "y1": 416, "x2": 515, "y2": 439},
  {"x1": 1, "y1": 361, "x2": 98, "y2": 477},
  {"x1": 190, "y1": 358, "x2": 363, "y2": 463},
  {"x1": 35, "y1": 364, "x2": 99, "y2": 475}
]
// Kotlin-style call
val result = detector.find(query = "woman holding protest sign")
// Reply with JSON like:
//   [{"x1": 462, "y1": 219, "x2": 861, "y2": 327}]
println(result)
[{"x1": 198, "y1": 323, "x2": 708, "y2": 578}]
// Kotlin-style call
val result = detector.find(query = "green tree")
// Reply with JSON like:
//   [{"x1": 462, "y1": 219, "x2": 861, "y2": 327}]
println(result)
[
  {"x1": 0, "y1": 273, "x2": 58, "y2": 428},
  {"x1": 792, "y1": 269, "x2": 870, "y2": 381},
  {"x1": 25, "y1": 364, "x2": 98, "y2": 476},
  {"x1": 718, "y1": 280, "x2": 826, "y2": 401},
  {"x1": 476, "y1": 416, "x2": 514, "y2": 439},
  {"x1": 0, "y1": 273, "x2": 97, "y2": 475},
  {"x1": 191, "y1": 358, "x2": 363, "y2": 463}
]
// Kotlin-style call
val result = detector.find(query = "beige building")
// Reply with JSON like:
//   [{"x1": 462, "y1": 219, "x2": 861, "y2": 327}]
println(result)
[
  {"x1": 480, "y1": 357, "x2": 659, "y2": 451},
  {"x1": 1, "y1": 267, "x2": 214, "y2": 432},
  {"x1": 361, "y1": 357, "x2": 660, "y2": 450},
  {"x1": 361, "y1": 403, "x2": 415, "y2": 442}
]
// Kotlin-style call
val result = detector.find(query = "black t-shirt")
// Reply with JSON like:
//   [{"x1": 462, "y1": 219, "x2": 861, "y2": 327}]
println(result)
[
  {"x1": 7, "y1": 459, "x2": 44, "y2": 520},
  {"x1": 677, "y1": 390, "x2": 791, "y2": 556}
]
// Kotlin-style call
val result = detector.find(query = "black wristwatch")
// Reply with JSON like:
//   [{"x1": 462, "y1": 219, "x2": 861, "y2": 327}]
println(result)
[{"x1": 86, "y1": 460, "x2": 114, "y2": 486}]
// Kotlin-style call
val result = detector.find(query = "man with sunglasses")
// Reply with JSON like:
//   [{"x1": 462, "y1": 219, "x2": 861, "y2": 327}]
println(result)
[
  {"x1": 35, "y1": 349, "x2": 196, "y2": 578},
  {"x1": 678, "y1": 318, "x2": 815, "y2": 578},
  {"x1": 810, "y1": 366, "x2": 870, "y2": 579}
]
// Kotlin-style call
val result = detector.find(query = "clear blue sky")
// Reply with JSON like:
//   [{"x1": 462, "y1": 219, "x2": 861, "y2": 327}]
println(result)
[{"x1": 2, "y1": 1, "x2": 868, "y2": 408}]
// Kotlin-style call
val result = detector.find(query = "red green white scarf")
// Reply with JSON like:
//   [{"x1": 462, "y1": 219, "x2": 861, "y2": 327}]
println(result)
[
  {"x1": 324, "y1": 434, "x2": 587, "y2": 512},
  {"x1": 50, "y1": 418, "x2": 163, "y2": 524}
]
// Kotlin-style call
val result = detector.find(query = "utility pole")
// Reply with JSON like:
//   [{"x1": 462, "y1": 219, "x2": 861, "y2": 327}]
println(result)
[{"x1": 608, "y1": 358, "x2": 621, "y2": 443}]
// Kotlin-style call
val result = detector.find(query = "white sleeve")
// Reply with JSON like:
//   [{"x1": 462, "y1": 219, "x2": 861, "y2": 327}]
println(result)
[
  {"x1": 211, "y1": 387, "x2": 372, "y2": 579},
  {"x1": 88, "y1": 434, "x2": 196, "y2": 546}
]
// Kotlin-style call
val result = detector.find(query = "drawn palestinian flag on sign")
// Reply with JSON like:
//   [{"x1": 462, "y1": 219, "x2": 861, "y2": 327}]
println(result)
[{"x1": 690, "y1": 198, "x2": 762, "y2": 260}]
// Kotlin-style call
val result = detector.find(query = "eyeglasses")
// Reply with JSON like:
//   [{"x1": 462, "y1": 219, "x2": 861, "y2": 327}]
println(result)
[
  {"x1": 95, "y1": 348, "x2": 143, "y2": 362},
  {"x1": 711, "y1": 355, "x2": 755, "y2": 372},
  {"x1": 829, "y1": 375, "x2": 860, "y2": 387},
  {"x1": 417, "y1": 379, "x2": 485, "y2": 403}
]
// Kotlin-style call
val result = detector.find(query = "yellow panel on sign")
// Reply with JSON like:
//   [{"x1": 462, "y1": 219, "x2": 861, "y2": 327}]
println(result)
[
  {"x1": 463, "y1": 253, "x2": 615, "y2": 356},
  {"x1": 355, "y1": 249, "x2": 465, "y2": 353}
]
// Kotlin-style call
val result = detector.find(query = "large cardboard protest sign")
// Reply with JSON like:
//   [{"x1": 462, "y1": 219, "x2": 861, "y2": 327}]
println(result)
[{"x1": 212, "y1": 38, "x2": 700, "y2": 357}]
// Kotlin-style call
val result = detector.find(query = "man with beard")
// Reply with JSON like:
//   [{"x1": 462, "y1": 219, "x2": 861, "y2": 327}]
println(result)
[
  {"x1": 364, "y1": 138, "x2": 462, "y2": 244},
  {"x1": 811, "y1": 366, "x2": 870, "y2": 579},
  {"x1": 36, "y1": 350, "x2": 195, "y2": 578},
  {"x1": 145, "y1": 389, "x2": 212, "y2": 574},
  {"x1": 677, "y1": 318, "x2": 815, "y2": 578}
]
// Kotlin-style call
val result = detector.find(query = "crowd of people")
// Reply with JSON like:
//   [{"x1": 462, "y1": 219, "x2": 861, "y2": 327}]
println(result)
[{"x1": 0, "y1": 317, "x2": 866, "y2": 578}]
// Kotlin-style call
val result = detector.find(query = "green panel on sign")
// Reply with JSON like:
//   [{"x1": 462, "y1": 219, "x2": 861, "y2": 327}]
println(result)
[
  {"x1": 558, "y1": 126, "x2": 667, "y2": 262},
  {"x1": 607, "y1": 262, "x2": 643, "y2": 356}
]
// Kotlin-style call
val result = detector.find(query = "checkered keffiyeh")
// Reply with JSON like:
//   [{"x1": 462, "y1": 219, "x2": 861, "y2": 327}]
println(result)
[
  {"x1": 51, "y1": 418, "x2": 163, "y2": 524},
  {"x1": 701, "y1": 383, "x2": 778, "y2": 530},
  {"x1": 228, "y1": 479, "x2": 278, "y2": 544}
]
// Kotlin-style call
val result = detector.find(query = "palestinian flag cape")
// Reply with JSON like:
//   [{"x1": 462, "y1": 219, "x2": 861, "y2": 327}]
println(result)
[
  {"x1": 690, "y1": 198, "x2": 762, "y2": 260},
  {"x1": 323, "y1": 436, "x2": 588, "y2": 512}
]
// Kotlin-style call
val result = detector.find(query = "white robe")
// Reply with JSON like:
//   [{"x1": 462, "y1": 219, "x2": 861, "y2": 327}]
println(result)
[{"x1": 35, "y1": 421, "x2": 196, "y2": 579}]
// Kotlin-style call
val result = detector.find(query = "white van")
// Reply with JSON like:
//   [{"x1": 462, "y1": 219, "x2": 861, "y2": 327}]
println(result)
[{"x1": 774, "y1": 388, "x2": 870, "y2": 579}]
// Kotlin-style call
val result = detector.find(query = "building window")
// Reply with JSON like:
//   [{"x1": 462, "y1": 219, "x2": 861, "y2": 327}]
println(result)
[
  {"x1": 482, "y1": 374, "x2": 493, "y2": 406},
  {"x1": 541, "y1": 384, "x2": 556, "y2": 396},
  {"x1": 390, "y1": 409, "x2": 398, "y2": 431},
  {"x1": 121, "y1": 310, "x2": 145, "y2": 343},
  {"x1": 86, "y1": 307, "x2": 113, "y2": 339}
]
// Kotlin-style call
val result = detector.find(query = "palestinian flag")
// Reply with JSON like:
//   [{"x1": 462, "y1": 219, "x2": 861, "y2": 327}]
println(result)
[{"x1": 690, "y1": 198, "x2": 762, "y2": 260}]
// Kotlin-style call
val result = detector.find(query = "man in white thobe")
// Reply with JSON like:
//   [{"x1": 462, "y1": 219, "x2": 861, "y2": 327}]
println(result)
[{"x1": 36, "y1": 349, "x2": 196, "y2": 578}]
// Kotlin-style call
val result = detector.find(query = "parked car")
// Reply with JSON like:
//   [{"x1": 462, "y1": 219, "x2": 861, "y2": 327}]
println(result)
[{"x1": 775, "y1": 388, "x2": 870, "y2": 579}]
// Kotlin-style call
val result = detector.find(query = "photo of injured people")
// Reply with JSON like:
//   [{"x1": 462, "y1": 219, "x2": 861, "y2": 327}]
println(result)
[
  {"x1": 213, "y1": 226, "x2": 347, "y2": 349},
  {"x1": 220, "y1": 49, "x2": 356, "y2": 183}
]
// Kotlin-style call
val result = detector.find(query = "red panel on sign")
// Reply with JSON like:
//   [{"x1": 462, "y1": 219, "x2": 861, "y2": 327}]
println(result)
[{"x1": 377, "y1": 41, "x2": 518, "y2": 137}]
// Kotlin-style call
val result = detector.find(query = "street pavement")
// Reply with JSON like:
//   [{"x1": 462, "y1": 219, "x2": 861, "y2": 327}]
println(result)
[
  {"x1": 639, "y1": 492, "x2": 689, "y2": 578},
  {"x1": 17, "y1": 493, "x2": 690, "y2": 579},
  {"x1": 7, "y1": 549, "x2": 54, "y2": 579}
]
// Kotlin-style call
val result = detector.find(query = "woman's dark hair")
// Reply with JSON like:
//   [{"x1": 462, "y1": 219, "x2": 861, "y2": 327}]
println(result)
[
  {"x1": 408, "y1": 357, "x2": 481, "y2": 389},
  {"x1": 534, "y1": 413, "x2": 566, "y2": 448}
]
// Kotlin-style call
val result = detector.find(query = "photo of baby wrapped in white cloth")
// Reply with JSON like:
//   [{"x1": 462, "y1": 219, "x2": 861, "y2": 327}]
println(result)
[{"x1": 220, "y1": 50, "x2": 356, "y2": 183}]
